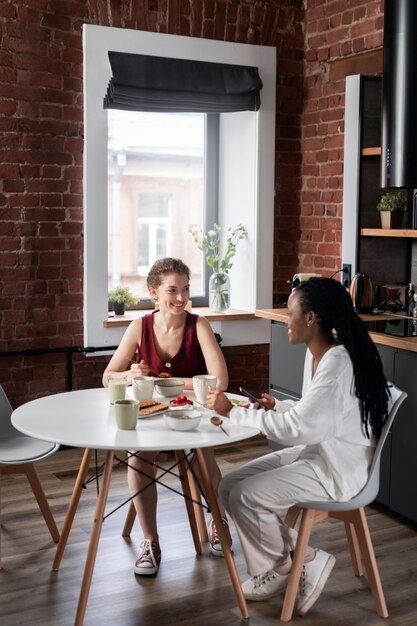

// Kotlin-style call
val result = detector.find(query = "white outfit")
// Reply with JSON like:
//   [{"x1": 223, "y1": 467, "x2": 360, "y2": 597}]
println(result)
[{"x1": 219, "y1": 344, "x2": 376, "y2": 576}]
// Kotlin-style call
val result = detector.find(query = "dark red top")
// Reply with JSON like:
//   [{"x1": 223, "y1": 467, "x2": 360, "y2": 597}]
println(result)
[{"x1": 135, "y1": 312, "x2": 207, "y2": 378}]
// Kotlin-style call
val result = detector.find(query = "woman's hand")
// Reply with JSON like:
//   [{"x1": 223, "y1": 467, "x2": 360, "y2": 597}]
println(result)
[
  {"x1": 258, "y1": 393, "x2": 275, "y2": 410},
  {"x1": 130, "y1": 359, "x2": 150, "y2": 378},
  {"x1": 206, "y1": 387, "x2": 233, "y2": 417}
]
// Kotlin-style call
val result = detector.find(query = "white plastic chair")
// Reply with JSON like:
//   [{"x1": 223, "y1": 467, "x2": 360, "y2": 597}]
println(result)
[
  {"x1": 281, "y1": 383, "x2": 407, "y2": 621},
  {"x1": 0, "y1": 384, "x2": 60, "y2": 566}
]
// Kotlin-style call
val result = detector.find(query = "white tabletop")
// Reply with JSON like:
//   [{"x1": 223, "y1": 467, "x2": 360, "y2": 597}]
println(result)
[{"x1": 11, "y1": 387, "x2": 259, "y2": 451}]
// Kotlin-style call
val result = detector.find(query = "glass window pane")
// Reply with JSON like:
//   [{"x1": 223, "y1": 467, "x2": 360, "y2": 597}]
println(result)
[{"x1": 107, "y1": 110, "x2": 207, "y2": 304}]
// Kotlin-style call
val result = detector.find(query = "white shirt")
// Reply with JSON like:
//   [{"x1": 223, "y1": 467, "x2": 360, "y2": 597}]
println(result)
[{"x1": 229, "y1": 344, "x2": 375, "y2": 500}]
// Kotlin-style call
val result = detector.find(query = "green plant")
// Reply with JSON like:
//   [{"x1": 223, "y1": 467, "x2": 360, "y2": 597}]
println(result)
[
  {"x1": 108, "y1": 285, "x2": 138, "y2": 305},
  {"x1": 187, "y1": 223, "x2": 247, "y2": 275},
  {"x1": 377, "y1": 192, "x2": 408, "y2": 212}
]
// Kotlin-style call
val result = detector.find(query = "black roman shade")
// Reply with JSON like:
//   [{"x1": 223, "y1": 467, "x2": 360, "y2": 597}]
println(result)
[{"x1": 103, "y1": 51, "x2": 263, "y2": 113}]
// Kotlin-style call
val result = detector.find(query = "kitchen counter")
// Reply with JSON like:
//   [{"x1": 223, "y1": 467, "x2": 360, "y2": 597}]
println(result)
[{"x1": 255, "y1": 308, "x2": 417, "y2": 354}]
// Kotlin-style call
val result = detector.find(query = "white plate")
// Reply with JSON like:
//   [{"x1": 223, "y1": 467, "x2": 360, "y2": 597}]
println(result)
[{"x1": 165, "y1": 403, "x2": 194, "y2": 411}]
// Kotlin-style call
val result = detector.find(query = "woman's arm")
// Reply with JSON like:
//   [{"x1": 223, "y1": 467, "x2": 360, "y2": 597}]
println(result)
[
  {"x1": 102, "y1": 319, "x2": 143, "y2": 386},
  {"x1": 196, "y1": 316, "x2": 229, "y2": 391}
]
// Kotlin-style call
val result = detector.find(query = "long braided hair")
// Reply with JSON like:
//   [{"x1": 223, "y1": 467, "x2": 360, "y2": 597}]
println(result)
[{"x1": 295, "y1": 277, "x2": 390, "y2": 439}]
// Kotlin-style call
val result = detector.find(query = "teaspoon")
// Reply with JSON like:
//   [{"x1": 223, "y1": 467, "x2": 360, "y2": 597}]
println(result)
[{"x1": 210, "y1": 416, "x2": 230, "y2": 437}]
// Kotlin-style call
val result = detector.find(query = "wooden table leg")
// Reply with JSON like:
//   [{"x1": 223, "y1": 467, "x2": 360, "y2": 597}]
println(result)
[
  {"x1": 175, "y1": 451, "x2": 202, "y2": 554},
  {"x1": 194, "y1": 448, "x2": 249, "y2": 619},
  {"x1": 75, "y1": 450, "x2": 114, "y2": 626},
  {"x1": 187, "y1": 466, "x2": 209, "y2": 543},
  {"x1": 53, "y1": 448, "x2": 92, "y2": 571}
]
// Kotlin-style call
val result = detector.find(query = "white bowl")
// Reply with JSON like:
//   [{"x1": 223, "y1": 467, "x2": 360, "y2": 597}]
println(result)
[
  {"x1": 164, "y1": 409, "x2": 201, "y2": 431},
  {"x1": 155, "y1": 379, "x2": 185, "y2": 397}
]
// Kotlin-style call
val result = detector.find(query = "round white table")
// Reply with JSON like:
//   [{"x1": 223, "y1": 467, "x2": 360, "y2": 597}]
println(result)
[{"x1": 12, "y1": 387, "x2": 259, "y2": 626}]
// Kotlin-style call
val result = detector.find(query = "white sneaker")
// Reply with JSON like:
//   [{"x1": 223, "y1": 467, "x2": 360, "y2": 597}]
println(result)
[
  {"x1": 242, "y1": 570, "x2": 288, "y2": 601},
  {"x1": 134, "y1": 539, "x2": 161, "y2": 576},
  {"x1": 298, "y1": 549, "x2": 336, "y2": 615}
]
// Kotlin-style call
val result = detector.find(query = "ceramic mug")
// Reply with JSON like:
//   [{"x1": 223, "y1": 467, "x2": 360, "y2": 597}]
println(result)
[
  {"x1": 132, "y1": 376, "x2": 155, "y2": 402},
  {"x1": 107, "y1": 374, "x2": 127, "y2": 404},
  {"x1": 192, "y1": 374, "x2": 217, "y2": 404},
  {"x1": 114, "y1": 399, "x2": 139, "y2": 430}
]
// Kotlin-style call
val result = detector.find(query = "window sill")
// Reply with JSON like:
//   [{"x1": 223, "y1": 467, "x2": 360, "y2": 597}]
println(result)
[{"x1": 103, "y1": 307, "x2": 257, "y2": 328}]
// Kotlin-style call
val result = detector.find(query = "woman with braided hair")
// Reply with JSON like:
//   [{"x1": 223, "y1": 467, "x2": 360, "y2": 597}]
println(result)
[{"x1": 206, "y1": 277, "x2": 390, "y2": 615}]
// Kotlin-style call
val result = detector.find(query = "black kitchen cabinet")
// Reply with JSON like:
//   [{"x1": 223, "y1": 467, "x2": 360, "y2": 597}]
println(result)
[{"x1": 389, "y1": 350, "x2": 417, "y2": 521}]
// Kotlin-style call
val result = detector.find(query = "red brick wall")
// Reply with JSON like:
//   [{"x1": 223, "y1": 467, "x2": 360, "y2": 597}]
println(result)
[
  {"x1": 0, "y1": 0, "x2": 384, "y2": 406},
  {"x1": 274, "y1": 0, "x2": 384, "y2": 303}
]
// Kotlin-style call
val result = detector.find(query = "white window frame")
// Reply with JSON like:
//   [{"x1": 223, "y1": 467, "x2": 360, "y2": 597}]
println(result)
[
  {"x1": 83, "y1": 25, "x2": 276, "y2": 348},
  {"x1": 137, "y1": 215, "x2": 170, "y2": 274}
]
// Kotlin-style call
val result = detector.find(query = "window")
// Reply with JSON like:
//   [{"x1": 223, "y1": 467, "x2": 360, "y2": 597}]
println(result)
[
  {"x1": 83, "y1": 25, "x2": 276, "y2": 348},
  {"x1": 107, "y1": 109, "x2": 215, "y2": 305}
]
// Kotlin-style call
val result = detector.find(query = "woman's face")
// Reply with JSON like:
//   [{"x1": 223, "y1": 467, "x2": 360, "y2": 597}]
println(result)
[
  {"x1": 287, "y1": 290, "x2": 312, "y2": 345},
  {"x1": 150, "y1": 273, "x2": 190, "y2": 314}
]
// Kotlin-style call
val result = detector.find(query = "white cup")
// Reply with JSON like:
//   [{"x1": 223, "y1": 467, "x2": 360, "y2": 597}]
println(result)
[
  {"x1": 132, "y1": 376, "x2": 155, "y2": 402},
  {"x1": 192, "y1": 374, "x2": 217, "y2": 404},
  {"x1": 107, "y1": 375, "x2": 127, "y2": 404},
  {"x1": 114, "y1": 399, "x2": 138, "y2": 430}
]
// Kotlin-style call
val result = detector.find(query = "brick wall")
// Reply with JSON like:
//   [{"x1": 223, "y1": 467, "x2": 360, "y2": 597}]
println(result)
[
  {"x1": 0, "y1": 0, "x2": 384, "y2": 406},
  {"x1": 274, "y1": 0, "x2": 384, "y2": 304}
]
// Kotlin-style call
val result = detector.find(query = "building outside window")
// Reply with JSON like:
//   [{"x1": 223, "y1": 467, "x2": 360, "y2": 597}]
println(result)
[{"x1": 107, "y1": 110, "x2": 210, "y2": 305}]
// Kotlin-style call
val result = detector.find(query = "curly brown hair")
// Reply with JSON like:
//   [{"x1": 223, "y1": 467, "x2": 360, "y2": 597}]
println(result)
[{"x1": 146, "y1": 258, "x2": 191, "y2": 290}]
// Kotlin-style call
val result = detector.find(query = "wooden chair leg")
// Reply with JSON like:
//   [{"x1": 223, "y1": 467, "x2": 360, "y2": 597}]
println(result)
[
  {"x1": 175, "y1": 451, "x2": 202, "y2": 554},
  {"x1": 121, "y1": 501, "x2": 136, "y2": 538},
  {"x1": 280, "y1": 509, "x2": 316, "y2": 622},
  {"x1": 344, "y1": 519, "x2": 363, "y2": 577},
  {"x1": 350, "y1": 508, "x2": 388, "y2": 618},
  {"x1": 284, "y1": 505, "x2": 302, "y2": 529},
  {"x1": 23, "y1": 464, "x2": 60, "y2": 543}
]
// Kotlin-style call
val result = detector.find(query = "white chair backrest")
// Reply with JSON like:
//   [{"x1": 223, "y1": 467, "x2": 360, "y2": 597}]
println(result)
[
  {"x1": 302, "y1": 382, "x2": 407, "y2": 512},
  {"x1": 0, "y1": 384, "x2": 17, "y2": 438}
]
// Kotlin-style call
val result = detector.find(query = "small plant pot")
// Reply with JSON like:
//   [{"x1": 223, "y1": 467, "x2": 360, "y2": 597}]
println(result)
[
  {"x1": 380, "y1": 210, "x2": 406, "y2": 229},
  {"x1": 113, "y1": 302, "x2": 125, "y2": 316}
]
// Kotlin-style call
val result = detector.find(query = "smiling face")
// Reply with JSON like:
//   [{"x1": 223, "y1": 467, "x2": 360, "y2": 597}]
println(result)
[
  {"x1": 287, "y1": 289, "x2": 314, "y2": 345},
  {"x1": 150, "y1": 272, "x2": 190, "y2": 315}
]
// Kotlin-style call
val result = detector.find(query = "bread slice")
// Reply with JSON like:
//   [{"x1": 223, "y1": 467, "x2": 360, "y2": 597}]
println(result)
[{"x1": 138, "y1": 400, "x2": 169, "y2": 416}]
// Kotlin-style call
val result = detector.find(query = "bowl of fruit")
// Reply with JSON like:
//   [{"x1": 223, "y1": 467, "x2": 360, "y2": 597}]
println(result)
[{"x1": 169, "y1": 394, "x2": 193, "y2": 408}]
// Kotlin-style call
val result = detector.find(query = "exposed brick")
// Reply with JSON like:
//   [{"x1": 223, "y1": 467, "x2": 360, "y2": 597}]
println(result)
[{"x1": 0, "y1": 0, "x2": 386, "y2": 406}]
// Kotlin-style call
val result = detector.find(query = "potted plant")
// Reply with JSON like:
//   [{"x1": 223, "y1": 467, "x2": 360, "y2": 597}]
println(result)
[
  {"x1": 108, "y1": 286, "x2": 139, "y2": 316},
  {"x1": 377, "y1": 191, "x2": 408, "y2": 229},
  {"x1": 188, "y1": 223, "x2": 247, "y2": 312}
]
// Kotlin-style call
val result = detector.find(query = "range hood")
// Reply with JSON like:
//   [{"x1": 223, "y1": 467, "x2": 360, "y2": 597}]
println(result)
[{"x1": 381, "y1": 0, "x2": 417, "y2": 189}]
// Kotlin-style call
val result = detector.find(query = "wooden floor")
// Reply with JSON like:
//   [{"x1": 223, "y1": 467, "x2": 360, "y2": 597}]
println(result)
[{"x1": 1, "y1": 438, "x2": 417, "y2": 626}]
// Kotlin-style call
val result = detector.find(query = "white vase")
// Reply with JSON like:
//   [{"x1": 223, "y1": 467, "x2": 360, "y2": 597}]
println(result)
[{"x1": 209, "y1": 273, "x2": 230, "y2": 312}]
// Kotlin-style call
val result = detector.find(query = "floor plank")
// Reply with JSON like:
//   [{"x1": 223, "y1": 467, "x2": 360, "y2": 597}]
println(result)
[{"x1": 1, "y1": 440, "x2": 417, "y2": 625}]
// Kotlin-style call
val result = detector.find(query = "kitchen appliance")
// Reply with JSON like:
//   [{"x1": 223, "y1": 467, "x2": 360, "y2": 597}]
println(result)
[
  {"x1": 349, "y1": 273, "x2": 374, "y2": 313},
  {"x1": 289, "y1": 273, "x2": 321, "y2": 288},
  {"x1": 375, "y1": 284, "x2": 407, "y2": 312},
  {"x1": 381, "y1": 0, "x2": 417, "y2": 188}
]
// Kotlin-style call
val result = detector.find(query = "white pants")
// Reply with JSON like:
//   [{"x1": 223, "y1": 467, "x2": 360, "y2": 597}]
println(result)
[{"x1": 219, "y1": 447, "x2": 333, "y2": 576}]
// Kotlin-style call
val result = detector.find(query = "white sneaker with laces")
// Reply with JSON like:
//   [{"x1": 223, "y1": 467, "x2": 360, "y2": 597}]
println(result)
[
  {"x1": 208, "y1": 516, "x2": 232, "y2": 557},
  {"x1": 134, "y1": 539, "x2": 161, "y2": 576},
  {"x1": 241, "y1": 570, "x2": 288, "y2": 601},
  {"x1": 298, "y1": 549, "x2": 336, "y2": 615}
]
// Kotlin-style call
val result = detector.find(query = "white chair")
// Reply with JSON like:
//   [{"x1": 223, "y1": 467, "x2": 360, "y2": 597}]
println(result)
[
  {"x1": 0, "y1": 384, "x2": 60, "y2": 566},
  {"x1": 281, "y1": 383, "x2": 407, "y2": 621}
]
